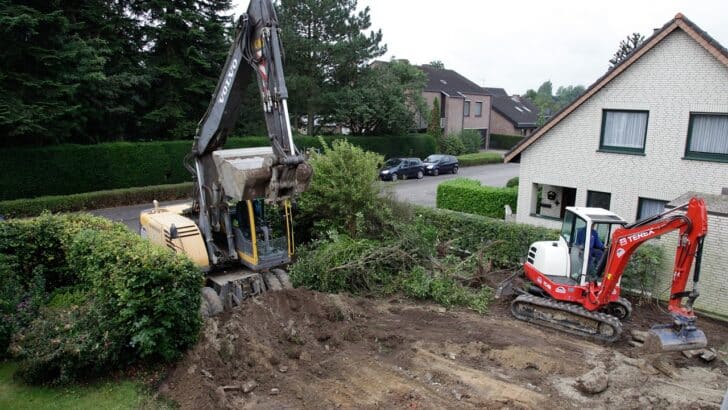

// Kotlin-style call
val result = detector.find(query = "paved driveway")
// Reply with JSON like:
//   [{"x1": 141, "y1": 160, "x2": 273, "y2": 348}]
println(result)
[
  {"x1": 91, "y1": 163, "x2": 519, "y2": 230},
  {"x1": 382, "y1": 162, "x2": 519, "y2": 207}
]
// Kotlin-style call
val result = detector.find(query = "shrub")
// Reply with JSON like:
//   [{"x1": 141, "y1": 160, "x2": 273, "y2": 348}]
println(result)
[
  {"x1": 621, "y1": 243, "x2": 664, "y2": 297},
  {"x1": 0, "y1": 135, "x2": 435, "y2": 201},
  {"x1": 457, "y1": 152, "x2": 503, "y2": 166},
  {"x1": 297, "y1": 138, "x2": 388, "y2": 239},
  {"x1": 489, "y1": 133, "x2": 523, "y2": 150},
  {"x1": 506, "y1": 177, "x2": 519, "y2": 188},
  {"x1": 438, "y1": 134, "x2": 466, "y2": 156},
  {"x1": 0, "y1": 183, "x2": 192, "y2": 218},
  {"x1": 0, "y1": 214, "x2": 203, "y2": 384},
  {"x1": 459, "y1": 130, "x2": 482, "y2": 154},
  {"x1": 437, "y1": 178, "x2": 517, "y2": 219},
  {"x1": 416, "y1": 206, "x2": 559, "y2": 267}
]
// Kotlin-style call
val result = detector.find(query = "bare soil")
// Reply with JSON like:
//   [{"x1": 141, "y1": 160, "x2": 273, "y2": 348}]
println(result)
[{"x1": 161, "y1": 289, "x2": 728, "y2": 409}]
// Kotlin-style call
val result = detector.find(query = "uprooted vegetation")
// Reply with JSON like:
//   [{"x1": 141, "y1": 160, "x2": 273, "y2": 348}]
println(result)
[{"x1": 0, "y1": 214, "x2": 203, "y2": 384}]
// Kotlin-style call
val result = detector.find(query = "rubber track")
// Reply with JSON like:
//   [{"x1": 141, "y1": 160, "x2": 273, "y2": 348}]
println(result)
[{"x1": 511, "y1": 294, "x2": 623, "y2": 343}]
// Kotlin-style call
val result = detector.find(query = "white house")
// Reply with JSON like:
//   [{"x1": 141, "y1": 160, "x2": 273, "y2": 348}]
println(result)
[{"x1": 504, "y1": 14, "x2": 728, "y2": 317}]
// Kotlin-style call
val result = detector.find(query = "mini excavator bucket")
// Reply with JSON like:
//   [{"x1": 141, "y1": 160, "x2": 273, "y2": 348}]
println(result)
[
  {"x1": 642, "y1": 317, "x2": 707, "y2": 353},
  {"x1": 212, "y1": 147, "x2": 312, "y2": 203}
]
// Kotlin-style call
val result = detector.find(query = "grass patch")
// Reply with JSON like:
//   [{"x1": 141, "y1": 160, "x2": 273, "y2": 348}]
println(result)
[
  {"x1": 0, "y1": 183, "x2": 192, "y2": 218},
  {"x1": 457, "y1": 152, "x2": 503, "y2": 166},
  {"x1": 0, "y1": 362, "x2": 167, "y2": 410}
]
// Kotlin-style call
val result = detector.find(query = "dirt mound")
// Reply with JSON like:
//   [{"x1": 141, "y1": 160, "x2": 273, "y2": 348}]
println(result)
[{"x1": 161, "y1": 289, "x2": 728, "y2": 409}]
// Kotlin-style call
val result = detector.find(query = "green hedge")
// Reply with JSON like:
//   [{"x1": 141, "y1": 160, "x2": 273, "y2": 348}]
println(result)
[
  {"x1": 489, "y1": 133, "x2": 523, "y2": 150},
  {"x1": 416, "y1": 206, "x2": 558, "y2": 267},
  {"x1": 457, "y1": 152, "x2": 503, "y2": 166},
  {"x1": 436, "y1": 178, "x2": 517, "y2": 219},
  {"x1": 0, "y1": 214, "x2": 203, "y2": 383},
  {"x1": 0, "y1": 183, "x2": 192, "y2": 218},
  {"x1": 0, "y1": 134, "x2": 436, "y2": 201}
]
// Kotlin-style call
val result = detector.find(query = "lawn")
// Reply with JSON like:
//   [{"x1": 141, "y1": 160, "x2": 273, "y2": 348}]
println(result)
[{"x1": 0, "y1": 362, "x2": 167, "y2": 410}]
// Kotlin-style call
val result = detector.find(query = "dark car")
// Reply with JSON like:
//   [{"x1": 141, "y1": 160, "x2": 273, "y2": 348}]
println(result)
[
  {"x1": 379, "y1": 157, "x2": 424, "y2": 181},
  {"x1": 422, "y1": 154, "x2": 459, "y2": 176}
]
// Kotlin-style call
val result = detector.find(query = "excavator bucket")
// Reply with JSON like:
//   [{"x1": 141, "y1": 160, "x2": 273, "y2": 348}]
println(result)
[
  {"x1": 213, "y1": 147, "x2": 311, "y2": 203},
  {"x1": 642, "y1": 322, "x2": 707, "y2": 353}
]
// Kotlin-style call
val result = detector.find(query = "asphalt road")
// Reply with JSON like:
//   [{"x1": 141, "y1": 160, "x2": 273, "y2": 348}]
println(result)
[
  {"x1": 91, "y1": 162, "x2": 520, "y2": 230},
  {"x1": 382, "y1": 162, "x2": 520, "y2": 207}
]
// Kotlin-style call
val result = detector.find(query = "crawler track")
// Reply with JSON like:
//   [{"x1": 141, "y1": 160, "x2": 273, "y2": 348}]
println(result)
[{"x1": 510, "y1": 293, "x2": 623, "y2": 343}]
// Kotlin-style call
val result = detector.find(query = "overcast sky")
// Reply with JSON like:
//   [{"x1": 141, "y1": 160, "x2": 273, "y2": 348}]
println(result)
[{"x1": 234, "y1": 0, "x2": 728, "y2": 95}]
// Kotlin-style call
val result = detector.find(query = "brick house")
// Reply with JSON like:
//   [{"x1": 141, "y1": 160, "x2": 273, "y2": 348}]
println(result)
[
  {"x1": 488, "y1": 91, "x2": 539, "y2": 137},
  {"x1": 504, "y1": 14, "x2": 728, "y2": 317},
  {"x1": 417, "y1": 65, "x2": 492, "y2": 143}
]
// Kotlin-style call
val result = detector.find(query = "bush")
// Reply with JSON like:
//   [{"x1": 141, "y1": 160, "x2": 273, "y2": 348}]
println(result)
[
  {"x1": 437, "y1": 178, "x2": 517, "y2": 219},
  {"x1": 506, "y1": 177, "x2": 519, "y2": 188},
  {"x1": 0, "y1": 135, "x2": 435, "y2": 201},
  {"x1": 297, "y1": 138, "x2": 389, "y2": 239},
  {"x1": 0, "y1": 183, "x2": 192, "y2": 218},
  {"x1": 457, "y1": 152, "x2": 503, "y2": 166},
  {"x1": 0, "y1": 214, "x2": 203, "y2": 384},
  {"x1": 438, "y1": 134, "x2": 466, "y2": 156},
  {"x1": 489, "y1": 133, "x2": 523, "y2": 150},
  {"x1": 459, "y1": 130, "x2": 482, "y2": 154},
  {"x1": 416, "y1": 206, "x2": 559, "y2": 267},
  {"x1": 621, "y1": 243, "x2": 664, "y2": 297}
]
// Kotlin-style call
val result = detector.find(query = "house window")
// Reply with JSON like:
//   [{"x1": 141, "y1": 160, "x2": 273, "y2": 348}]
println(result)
[
  {"x1": 685, "y1": 113, "x2": 728, "y2": 162},
  {"x1": 530, "y1": 183, "x2": 576, "y2": 220},
  {"x1": 475, "y1": 102, "x2": 483, "y2": 117},
  {"x1": 586, "y1": 190, "x2": 611, "y2": 210},
  {"x1": 599, "y1": 110, "x2": 649, "y2": 154},
  {"x1": 636, "y1": 197, "x2": 667, "y2": 220},
  {"x1": 464, "y1": 101, "x2": 470, "y2": 117}
]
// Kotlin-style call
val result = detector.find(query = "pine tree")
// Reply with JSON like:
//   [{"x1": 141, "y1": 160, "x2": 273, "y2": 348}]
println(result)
[
  {"x1": 278, "y1": 0, "x2": 386, "y2": 135},
  {"x1": 428, "y1": 98, "x2": 442, "y2": 138},
  {"x1": 609, "y1": 33, "x2": 645, "y2": 68},
  {"x1": 138, "y1": 0, "x2": 234, "y2": 139}
]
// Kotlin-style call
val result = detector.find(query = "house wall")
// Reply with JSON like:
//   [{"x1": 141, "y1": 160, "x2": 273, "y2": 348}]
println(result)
[
  {"x1": 514, "y1": 29, "x2": 728, "y2": 315},
  {"x1": 419, "y1": 91, "x2": 441, "y2": 129},
  {"x1": 445, "y1": 97, "x2": 464, "y2": 135},
  {"x1": 490, "y1": 110, "x2": 520, "y2": 136},
  {"x1": 462, "y1": 93, "x2": 491, "y2": 132}
]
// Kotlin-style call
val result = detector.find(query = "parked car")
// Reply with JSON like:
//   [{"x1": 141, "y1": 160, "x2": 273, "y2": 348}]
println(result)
[
  {"x1": 379, "y1": 158, "x2": 424, "y2": 181},
  {"x1": 422, "y1": 154, "x2": 459, "y2": 176}
]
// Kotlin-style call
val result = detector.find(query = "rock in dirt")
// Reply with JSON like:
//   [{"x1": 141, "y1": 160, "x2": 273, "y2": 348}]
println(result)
[
  {"x1": 700, "y1": 348, "x2": 718, "y2": 362},
  {"x1": 652, "y1": 358, "x2": 679, "y2": 379},
  {"x1": 215, "y1": 387, "x2": 228, "y2": 408},
  {"x1": 221, "y1": 385, "x2": 242, "y2": 391},
  {"x1": 682, "y1": 349, "x2": 702, "y2": 359},
  {"x1": 242, "y1": 380, "x2": 258, "y2": 393},
  {"x1": 201, "y1": 369, "x2": 214, "y2": 380},
  {"x1": 631, "y1": 330, "x2": 649, "y2": 342},
  {"x1": 278, "y1": 365, "x2": 289, "y2": 373},
  {"x1": 270, "y1": 388, "x2": 280, "y2": 395},
  {"x1": 576, "y1": 366, "x2": 609, "y2": 394}
]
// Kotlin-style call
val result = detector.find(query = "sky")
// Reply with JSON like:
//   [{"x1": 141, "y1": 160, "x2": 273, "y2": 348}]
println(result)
[{"x1": 233, "y1": 0, "x2": 728, "y2": 95}]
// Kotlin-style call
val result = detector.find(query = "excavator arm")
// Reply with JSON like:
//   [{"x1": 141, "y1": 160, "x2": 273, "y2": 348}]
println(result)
[
  {"x1": 588, "y1": 197, "x2": 708, "y2": 351},
  {"x1": 184, "y1": 0, "x2": 311, "y2": 266}
]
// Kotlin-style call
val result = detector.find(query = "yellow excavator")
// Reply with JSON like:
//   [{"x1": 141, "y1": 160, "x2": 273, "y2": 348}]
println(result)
[{"x1": 140, "y1": 0, "x2": 311, "y2": 316}]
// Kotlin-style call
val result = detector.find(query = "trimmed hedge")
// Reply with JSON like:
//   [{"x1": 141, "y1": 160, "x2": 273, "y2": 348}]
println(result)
[
  {"x1": 457, "y1": 152, "x2": 503, "y2": 166},
  {"x1": 436, "y1": 178, "x2": 517, "y2": 219},
  {"x1": 416, "y1": 206, "x2": 558, "y2": 267},
  {"x1": 489, "y1": 133, "x2": 523, "y2": 150},
  {"x1": 0, "y1": 214, "x2": 203, "y2": 383},
  {"x1": 0, "y1": 183, "x2": 192, "y2": 218},
  {"x1": 0, "y1": 134, "x2": 436, "y2": 200}
]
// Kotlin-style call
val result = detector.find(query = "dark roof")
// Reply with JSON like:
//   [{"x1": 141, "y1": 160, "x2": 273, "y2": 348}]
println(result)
[
  {"x1": 504, "y1": 13, "x2": 728, "y2": 163},
  {"x1": 491, "y1": 95, "x2": 539, "y2": 128},
  {"x1": 418, "y1": 65, "x2": 488, "y2": 96},
  {"x1": 482, "y1": 87, "x2": 508, "y2": 97}
]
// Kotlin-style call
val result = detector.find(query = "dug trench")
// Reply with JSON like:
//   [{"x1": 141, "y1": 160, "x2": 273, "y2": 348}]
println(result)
[{"x1": 160, "y1": 289, "x2": 728, "y2": 409}]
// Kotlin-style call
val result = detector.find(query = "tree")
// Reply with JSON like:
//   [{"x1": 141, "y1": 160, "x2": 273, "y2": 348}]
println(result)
[
  {"x1": 333, "y1": 60, "x2": 426, "y2": 135},
  {"x1": 279, "y1": 0, "x2": 386, "y2": 135},
  {"x1": 428, "y1": 60, "x2": 445, "y2": 69},
  {"x1": 524, "y1": 80, "x2": 584, "y2": 123},
  {"x1": 137, "y1": 0, "x2": 234, "y2": 139},
  {"x1": 609, "y1": 32, "x2": 645, "y2": 68},
  {"x1": 427, "y1": 98, "x2": 442, "y2": 138}
]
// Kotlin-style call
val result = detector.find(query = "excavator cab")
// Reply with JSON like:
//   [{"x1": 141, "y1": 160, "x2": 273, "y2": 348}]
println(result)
[{"x1": 232, "y1": 198, "x2": 294, "y2": 270}]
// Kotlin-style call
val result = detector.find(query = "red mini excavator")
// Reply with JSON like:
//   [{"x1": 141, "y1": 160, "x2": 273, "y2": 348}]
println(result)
[{"x1": 504, "y1": 197, "x2": 708, "y2": 352}]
